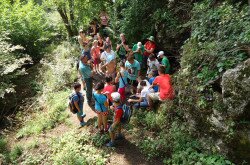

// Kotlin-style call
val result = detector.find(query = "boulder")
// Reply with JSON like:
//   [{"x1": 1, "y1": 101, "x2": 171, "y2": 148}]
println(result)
[{"x1": 221, "y1": 58, "x2": 250, "y2": 118}]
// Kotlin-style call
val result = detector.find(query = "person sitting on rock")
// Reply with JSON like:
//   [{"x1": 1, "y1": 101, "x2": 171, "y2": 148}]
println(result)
[
  {"x1": 128, "y1": 80, "x2": 153, "y2": 110},
  {"x1": 106, "y1": 92, "x2": 124, "y2": 147},
  {"x1": 148, "y1": 66, "x2": 174, "y2": 108}
]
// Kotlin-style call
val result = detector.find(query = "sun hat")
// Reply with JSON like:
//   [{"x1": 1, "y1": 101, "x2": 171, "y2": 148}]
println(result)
[
  {"x1": 137, "y1": 42, "x2": 142, "y2": 48},
  {"x1": 111, "y1": 92, "x2": 121, "y2": 102},
  {"x1": 147, "y1": 36, "x2": 155, "y2": 42},
  {"x1": 157, "y1": 51, "x2": 164, "y2": 58}
]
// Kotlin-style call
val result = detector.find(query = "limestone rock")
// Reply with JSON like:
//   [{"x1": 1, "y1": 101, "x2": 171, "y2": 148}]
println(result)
[{"x1": 221, "y1": 58, "x2": 250, "y2": 118}]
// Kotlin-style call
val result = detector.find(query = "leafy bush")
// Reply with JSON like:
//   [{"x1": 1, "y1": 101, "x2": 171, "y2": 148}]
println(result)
[
  {"x1": 16, "y1": 90, "x2": 69, "y2": 138},
  {"x1": 9, "y1": 145, "x2": 23, "y2": 162},
  {"x1": 49, "y1": 130, "x2": 108, "y2": 165}
]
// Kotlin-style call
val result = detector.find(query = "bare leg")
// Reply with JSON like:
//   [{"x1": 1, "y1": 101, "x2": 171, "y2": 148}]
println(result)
[
  {"x1": 97, "y1": 113, "x2": 103, "y2": 131},
  {"x1": 102, "y1": 115, "x2": 108, "y2": 131},
  {"x1": 77, "y1": 116, "x2": 83, "y2": 122}
]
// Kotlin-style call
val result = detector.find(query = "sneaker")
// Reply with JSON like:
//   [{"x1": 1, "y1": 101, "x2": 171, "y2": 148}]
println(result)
[
  {"x1": 115, "y1": 134, "x2": 125, "y2": 140},
  {"x1": 106, "y1": 141, "x2": 115, "y2": 147},
  {"x1": 81, "y1": 114, "x2": 86, "y2": 118},
  {"x1": 80, "y1": 121, "x2": 86, "y2": 127}
]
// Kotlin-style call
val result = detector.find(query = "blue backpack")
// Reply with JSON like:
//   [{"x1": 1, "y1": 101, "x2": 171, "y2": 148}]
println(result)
[{"x1": 117, "y1": 104, "x2": 132, "y2": 124}]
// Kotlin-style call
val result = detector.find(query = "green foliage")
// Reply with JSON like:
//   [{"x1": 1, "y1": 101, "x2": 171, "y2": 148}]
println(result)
[
  {"x1": 49, "y1": 130, "x2": 108, "y2": 165},
  {"x1": 16, "y1": 90, "x2": 69, "y2": 138},
  {"x1": 0, "y1": 0, "x2": 56, "y2": 56},
  {"x1": 9, "y1": 145, "x2": 23, "y2": 162},
  {"x1": 91, "y1": 133, "x2": 110, "y2": 148},
  {"x1": 182, "y1": 1, "x2": 249, "y2": 86}
]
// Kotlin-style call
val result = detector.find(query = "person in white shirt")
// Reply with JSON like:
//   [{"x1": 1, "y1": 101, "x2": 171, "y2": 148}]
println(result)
[
  {"x1": 136, "y1": 76, "x2": 152, "y2": 93},
  {"x1": 101, "y1": 44, "x2": 116, "y2": 81},
  {"x1": 128, "y1": 81, "x2": 152, "y2": 109},
  {"x1": 147, "y1": 54, "x2": 160, "y2": 76}
]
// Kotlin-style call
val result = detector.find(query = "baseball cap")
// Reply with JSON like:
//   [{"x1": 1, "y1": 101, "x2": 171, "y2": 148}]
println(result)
[
  {"x1": 111, "y1": 92, "x2": 121, "y2": 102},
  {"x1": 137, "y1": 42, "x2": 142, "y2": 48},
  {"x1": 157, "y1": 51, "x2": 164, "y2": 57}
]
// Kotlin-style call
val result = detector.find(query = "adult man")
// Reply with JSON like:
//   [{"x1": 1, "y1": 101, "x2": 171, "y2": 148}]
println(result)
[
  {"x1": 79, "y1": 53, "x2": 93, "y2": 106},
  {"x1": 157, "y1": 51, "x2": 170, "y2": 74},
  {"x1": 101, "y1": 44, "x2": 116, "y2": 80},
  {"x1": 132, "y1": 42, "x2": 144, "y2": 66},
  {"x1": 116, "y1": 33, "x2": 130, "y2": 62},
  {"x1": 148, "y1": 66, "x2": 174, "y2": 108},
  {"x1": 125, "y1": 53, "x2": 141, "y2": 94},
  {"x1": 78, "y1": 29, "x2": 91, "y2": 60},
  {"x1": 143, "y1": 36, "x2": 156, "y2": 69}
]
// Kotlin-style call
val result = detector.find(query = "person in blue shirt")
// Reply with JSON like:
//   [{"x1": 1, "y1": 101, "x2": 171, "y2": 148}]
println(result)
[
  {"x1": 93, "y1": 82, "x2": 109, "y2": 133},
  {"x1": 148, "y1": 71, "x2": 159, "y2": 92},
  {"x1": 79, "y1": 53, "x2": 93, "y2": 106},
  {"x1": 72, "y1": 82, "x2": 86, "y2": 127}
]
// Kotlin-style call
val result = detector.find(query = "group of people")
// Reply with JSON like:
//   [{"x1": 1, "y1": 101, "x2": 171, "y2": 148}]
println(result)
[{"x1": 71, "y1": 27, "x2": 174, "y2": 147}]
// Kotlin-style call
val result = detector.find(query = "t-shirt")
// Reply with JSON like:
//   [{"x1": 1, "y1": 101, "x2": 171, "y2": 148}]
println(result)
[
  {"x1": 101, "y1": 50, "x2": 115, "y2": 63},
  {"x1": 161, "y1": 56, "x2": 170, "y2": 74},
  {"x1": 119, "y1": 70, "x2": 128, "y2": 88},
  {"x1": 91, "y1": 46, "x2": 100, "y2": 59},
  {"x1": 117, "y1": 42, "x2": 128, "y2": 58},
  {"x1": 114, "y1": 106, "x2": 123, "y2": 122},
  {"x1": 125, "y1": 60, "x2": 141, "y2": 81},
  {"x1": 93, "y1": 93, "x2": 108, "y2": 112},
  {"x1": 149, "y1": 77, "x2": 158, "y2": 92},
  {"x1": 153, "y1": 74, "x2": 174, "y2": 100},
  {"x1": 144, "y1": 41, "x2": 156, "y2": 56},
  {"x1": 140, "y1": 87, "x2": 152, "y2": 98},
  {"x1": 132, "y1": 44, "x2": 144, "y2": 62},
  {"x1": 79, "y1": 61, "x2": 92, "y2": 79},
  {"x1": 72, "y1": 92, "x2": 84, "y2": 111},
  {"x1": 147, "y1": 58, "x2": 160, "y2": 74},
  {"x1": 103, "y1": 85, "x2": 116, "y2": 101}
]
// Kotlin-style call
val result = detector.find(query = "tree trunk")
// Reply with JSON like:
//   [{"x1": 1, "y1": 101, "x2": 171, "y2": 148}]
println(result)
[
  {"x1": 57, "y1": 7, "x2": 75, "y2": 37},
  {"x1": 68, "y1": 0, "x2": 77, "y2": 36}
]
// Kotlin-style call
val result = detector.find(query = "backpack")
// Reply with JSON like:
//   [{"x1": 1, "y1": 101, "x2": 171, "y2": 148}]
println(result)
[
  {"x1": 68, "y1": 93, "x2": 81, "y2": 114},
  {"x1": 117, "y1": 104, "x2": 132, "y2": 124}
]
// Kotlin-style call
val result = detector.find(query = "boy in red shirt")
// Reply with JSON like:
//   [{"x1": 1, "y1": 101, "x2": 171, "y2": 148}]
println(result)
[
  {"x1": 148, "y1": 66, "x2": 174, "y2": 108},
  {"x1": 106, "y1": 92, "x2": 124, "y2": 147}
]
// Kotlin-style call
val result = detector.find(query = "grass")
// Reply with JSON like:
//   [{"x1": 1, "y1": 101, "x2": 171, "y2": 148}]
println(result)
[{"x1": 16, "y1": 90, "x2": 70, "y2": 138}]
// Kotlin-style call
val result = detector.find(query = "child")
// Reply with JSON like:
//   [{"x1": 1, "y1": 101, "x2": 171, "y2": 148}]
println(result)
[
  {"x1": 106, "y1": 92, "x2": 124, "y2": 147},
  {"x1": 71, "y1": 82, "x2": 86, "y2": 127},
  {"x1": 115, "y1": 61, "x2": 128, "y2": 102},
  {"x1": 91, "y1": 40, "x2": 101, "y2": 73},
  {"x1": 148, "y1": 71, "x2": 159, "y2": 92},
  {"x1": 93, "y1": 82, "x2": 109, "y2": 133},
  {"x1": 128, "y1": 81, "x2": 152, "y2": 110},
  {"x1": 103, "y1": 76, "x2": 116, "y2": 105}
]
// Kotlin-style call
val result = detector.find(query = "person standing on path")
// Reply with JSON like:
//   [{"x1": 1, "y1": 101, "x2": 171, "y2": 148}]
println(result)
[
  {"x1": 78, "y1": 29, "x2": 92, "y2": 60},
  {"x1": 116, "y1": 33, "x2": 130, "y2": 62},
  {"x1": 71, "y1": 82, "x2": 86, "y2": 127},
  {"x1": 79, "y1": 53, "x2": 94, "y2": 107},
  {"x1": 143, "y1": 36, "x2": 156, "y2": 70},
  {"x1": 157, "y1": 51, "x2": 170, "y2": 74},
  {"x1": 132, "y1": 42, "x2": 144, "y2": 67},
  {"x1": 125, "y1": 52, "x2": 141, "y2": 94}
]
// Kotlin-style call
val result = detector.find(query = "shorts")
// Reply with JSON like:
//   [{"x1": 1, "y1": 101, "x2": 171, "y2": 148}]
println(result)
[
  {"x1": 95, "y1": 110, "x2": 109, "y2": 116},
  {"x1": 127, "y1": 78, "x2": 138, "y2": 88},
  {"x1": 93, "y1": 58, "x2": 101, "y2": 65},
  {"x1": 148, "y1": 92, "x2": 161, "y2": 101}
]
